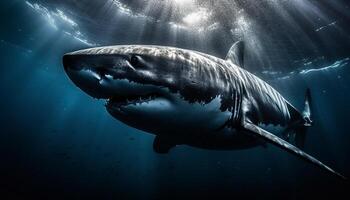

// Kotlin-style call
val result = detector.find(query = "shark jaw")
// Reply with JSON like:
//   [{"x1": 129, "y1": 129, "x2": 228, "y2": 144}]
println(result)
[
  {"x1": 105, "y1": 92, "x2": 171, "y2": 115},
  {"x1": 107, "y1": 93, "x2": 162, "y2": 108},
  {"x1": 64, "y1": 65, "x2": 172, "y2": 114}
]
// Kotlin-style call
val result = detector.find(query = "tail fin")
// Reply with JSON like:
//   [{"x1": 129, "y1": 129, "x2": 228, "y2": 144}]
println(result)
[
  {"x1": 302, "y1": 88, "x2": 313, "y2": 127},
  {"x1": 283, "y1": 89, "x2": 313, "y2": 148}
]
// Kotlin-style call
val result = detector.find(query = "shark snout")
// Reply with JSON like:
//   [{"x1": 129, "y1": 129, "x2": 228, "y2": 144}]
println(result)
[
  {"x1": 63, "y1": 54, "x2": 116, "y2": 99},
  {"x1": 62, "y1": 53, "x2": 161, "y2": 100}
]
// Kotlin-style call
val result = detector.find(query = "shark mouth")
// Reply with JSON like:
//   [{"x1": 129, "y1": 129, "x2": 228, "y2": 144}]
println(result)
[{"x1": 106, "y1": 93, "x2": 161, "y2": 108}]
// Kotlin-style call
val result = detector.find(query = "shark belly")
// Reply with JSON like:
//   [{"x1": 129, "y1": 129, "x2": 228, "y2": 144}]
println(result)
[
  {"x1": 109, "y1": 93, "x2": 260, "y2": 149},
  {"x1": 144, "y1": 95, "x2": 262, "y2": 150}
]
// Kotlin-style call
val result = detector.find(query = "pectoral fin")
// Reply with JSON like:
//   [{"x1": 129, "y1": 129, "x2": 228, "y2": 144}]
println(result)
[
  {"x1": 243, "y1": 121, "x2": 346, "y2": 180},
  {"x1": 153, "y1": 135, "x2": 176, "y2": 154}
]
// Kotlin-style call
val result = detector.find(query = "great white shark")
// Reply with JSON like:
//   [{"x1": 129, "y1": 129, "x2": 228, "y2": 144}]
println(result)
[{"x1": 63, "y1": 41, "x2": 345, "y2": 179}]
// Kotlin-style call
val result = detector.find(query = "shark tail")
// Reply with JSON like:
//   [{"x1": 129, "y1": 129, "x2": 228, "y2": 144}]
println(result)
[
  {"x1": 284, "y1": 88, "x2": 313, "y2": 148},
  {"x1": 302, "y1": 88, "x2": 313, "y2": 127}
]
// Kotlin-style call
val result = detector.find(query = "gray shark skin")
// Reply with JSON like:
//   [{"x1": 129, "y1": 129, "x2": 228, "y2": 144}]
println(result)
[{"x1": 63, "y1": 42, "x2": 345, "y2": 179}]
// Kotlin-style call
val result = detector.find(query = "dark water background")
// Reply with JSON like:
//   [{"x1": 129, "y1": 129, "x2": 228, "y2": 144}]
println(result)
[{"x1": 0, "y1": 0, "x2": 349, "y2": 199}]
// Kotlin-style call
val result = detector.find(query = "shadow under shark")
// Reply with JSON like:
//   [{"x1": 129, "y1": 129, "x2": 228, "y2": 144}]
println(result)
[{"x1": 63, "y1": 41, "x2": 345, "y2": 179}]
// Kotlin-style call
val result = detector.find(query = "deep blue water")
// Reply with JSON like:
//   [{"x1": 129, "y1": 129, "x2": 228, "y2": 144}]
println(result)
[{"x1": 1, "y1": 0, "x2": 349, "y2": 199}]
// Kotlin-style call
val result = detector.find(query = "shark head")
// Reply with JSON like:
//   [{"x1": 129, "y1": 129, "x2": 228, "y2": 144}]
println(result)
[{"x1": 63, "y1": 45, "x2": 233, "y2": 134}]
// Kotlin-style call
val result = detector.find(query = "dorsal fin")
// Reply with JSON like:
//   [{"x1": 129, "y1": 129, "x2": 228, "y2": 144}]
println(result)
[{"x1": 226, "y1": 41, "x2": 244, "y2": 68}]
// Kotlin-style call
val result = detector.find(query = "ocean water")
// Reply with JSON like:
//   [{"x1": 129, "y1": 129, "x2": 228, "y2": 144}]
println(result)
[{"x1": 0, "y1": 0, "x2": 349, "y2": 199}]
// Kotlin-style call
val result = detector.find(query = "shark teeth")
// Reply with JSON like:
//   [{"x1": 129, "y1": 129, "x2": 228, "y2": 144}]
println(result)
[{"x1": 106, "y1": 93, "x2": 160, "y2": 107}]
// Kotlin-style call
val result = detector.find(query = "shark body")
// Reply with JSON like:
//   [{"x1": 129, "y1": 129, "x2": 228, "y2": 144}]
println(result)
[{"x1": 63, "y1": 41, "x2": 345, "y2": 179}]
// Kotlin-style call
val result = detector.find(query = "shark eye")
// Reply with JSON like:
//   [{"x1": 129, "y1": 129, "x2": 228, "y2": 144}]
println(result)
[{"x1": 130, "y1": 55, "x2": 140, "y2": 66}]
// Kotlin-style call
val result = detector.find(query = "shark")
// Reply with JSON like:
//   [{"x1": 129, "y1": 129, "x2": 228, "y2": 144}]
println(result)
[{"x1": 63, "y1": 41, "x2": 345, "y2": 179}]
